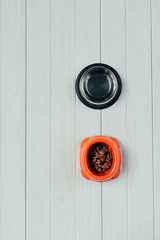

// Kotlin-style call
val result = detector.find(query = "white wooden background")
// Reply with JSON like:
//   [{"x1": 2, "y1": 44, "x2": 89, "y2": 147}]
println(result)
[{"x1": 0, "y1": 0, "x2": 160, "y2": 239}]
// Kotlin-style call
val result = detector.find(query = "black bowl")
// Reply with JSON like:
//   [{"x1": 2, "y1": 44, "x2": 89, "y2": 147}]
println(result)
[{"x1": 75, "y1": 63, "x2": 122, "y2": 110}]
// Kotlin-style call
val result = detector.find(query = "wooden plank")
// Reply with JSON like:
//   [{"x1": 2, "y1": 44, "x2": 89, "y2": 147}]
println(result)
[
  {"x1": 26, "y1": 0, "x2": 50, "y2": 239},
  {"x1": 75, "y1": 0, "x2": 101, "y2": 240},
  {"x1": 0, "y1": 0, "x2": 25, "y2": 239},
  {"x1": 101, "y1": 0, "x2": 127, "y2": 239},
  {"x1": 152, "y1": 0, "x2": 160, "y2": 238},
  {"x1": 50, "y1": 1, "x2": 76, "y2": 239},
  {"x1": 126, "y1": 0, "x2": 154, "y2": 239}
]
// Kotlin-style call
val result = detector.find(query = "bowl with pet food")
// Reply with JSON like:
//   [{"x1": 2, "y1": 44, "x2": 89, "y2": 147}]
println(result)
[{"x1": 80, "y1": 135, "x2": 121, "y2": 182}]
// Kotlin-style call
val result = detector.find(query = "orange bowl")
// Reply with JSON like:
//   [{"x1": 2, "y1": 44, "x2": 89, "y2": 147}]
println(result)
[{"x1": 80, "y1": 135, "x2": 121, "y2": 182}]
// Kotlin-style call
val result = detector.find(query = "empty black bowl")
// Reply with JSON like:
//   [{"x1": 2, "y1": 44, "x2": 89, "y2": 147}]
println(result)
[{"x1": 75, "y1": 63, "x2": 122, "y2": 109}]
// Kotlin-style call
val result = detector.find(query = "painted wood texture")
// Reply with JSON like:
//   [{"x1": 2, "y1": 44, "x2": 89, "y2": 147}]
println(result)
[
  {"x1": 51, "y1": 0, "x2": 76, "y2": 239},
  {"x1": 26, "y1": 0, "x2": 51, "y2": 239},
  {"x1": 0, "y1": 0, "x2": 25, "y2": 239},
  {"x1": 0, "y1": 0, "x2": 160, "y2": 239},
  {"x1": 126, "y1": 1, "x2": 154, "y2": 239},
  {"x1": 152, "y1": 0, "x2": 160, "y2": 239}
]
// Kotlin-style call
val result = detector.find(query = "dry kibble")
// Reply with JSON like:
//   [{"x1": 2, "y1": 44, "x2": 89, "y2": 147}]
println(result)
[
  {"x1": 98, "y1": 164, "x2": 103, "y2": 168},
  {"x1": 100, "y1": 156, "x2": 106, "y2": 162},
  {"x1": 105, "y1": 159, "x2": 111, "y2": 163},
  {"x1": 95, "y1": 152, "x2": 100, "y2": 158},
  {"x1": 97, "y1": 168, "x2": 102, "y2": 173},
  {"x1": 99, "y1": 149, "x2": 106, "y2": 155},
  {"x1": 92, "y1": 159, "x2": 96, "y2": 163},
  {"x1": 94, "y1": 165, "x2": 99, "y2": 169},
  {"x1": 89, "y1": 143, "x2": 113, "y2": 174},
  {"x1": 96, "y1": 159, "x2": 101, "y2": 164},
  {"x1": 102, "y1": 163, "x2": 108, "y2": 168}
]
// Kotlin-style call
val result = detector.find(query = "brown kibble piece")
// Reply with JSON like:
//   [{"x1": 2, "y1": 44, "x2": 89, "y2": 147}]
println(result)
[
  {"x1": 95, "y1": 159, "x2": 100, "y2": 163},
  {"x1": 95, "y1": 152, "x2": 100, "y2": 157},
  {"x1": 98, "y1": 164, "x2": 103, "y2": 168},
  {"x1": 102, "y1": 163, "x2": 108, "y2": 168},
  {"x1": 105, "y1": 159, "x2": 111, "y2": 163},
  {"x1": 97, "y1": 168, "x2": 102, "y2": 173},
  {"x1": 90, "y1": 151, "x2": 94, "y2": 156},
  {"x1": 99, "y1": 149, "x2": 106, "y2": 155},
  {"x1": 100, "y1": 156, "x2": 106, "y2": 162},
  {"x1": 92, "y1": 158, "x2": 97, "y2": 163}
]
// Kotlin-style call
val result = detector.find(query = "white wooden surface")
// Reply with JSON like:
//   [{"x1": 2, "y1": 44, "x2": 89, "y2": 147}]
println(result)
[
  {"x1": 27, "y1": 0, "x2": 51, "y2": 239},
  {"x1": 0, "y1": 0, "x2": 160, "y2": 240},
  {"x1": 51, "y1": 0, "x2": 76, "y2": 239},
  {"x1": 1, "y1": 0, "x2": 25, "y2": 239}
]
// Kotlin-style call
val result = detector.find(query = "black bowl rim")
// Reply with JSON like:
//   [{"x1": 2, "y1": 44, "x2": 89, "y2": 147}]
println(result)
[{"x1": 75, "y1": 63, "x2": 122, "y2": 110}]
